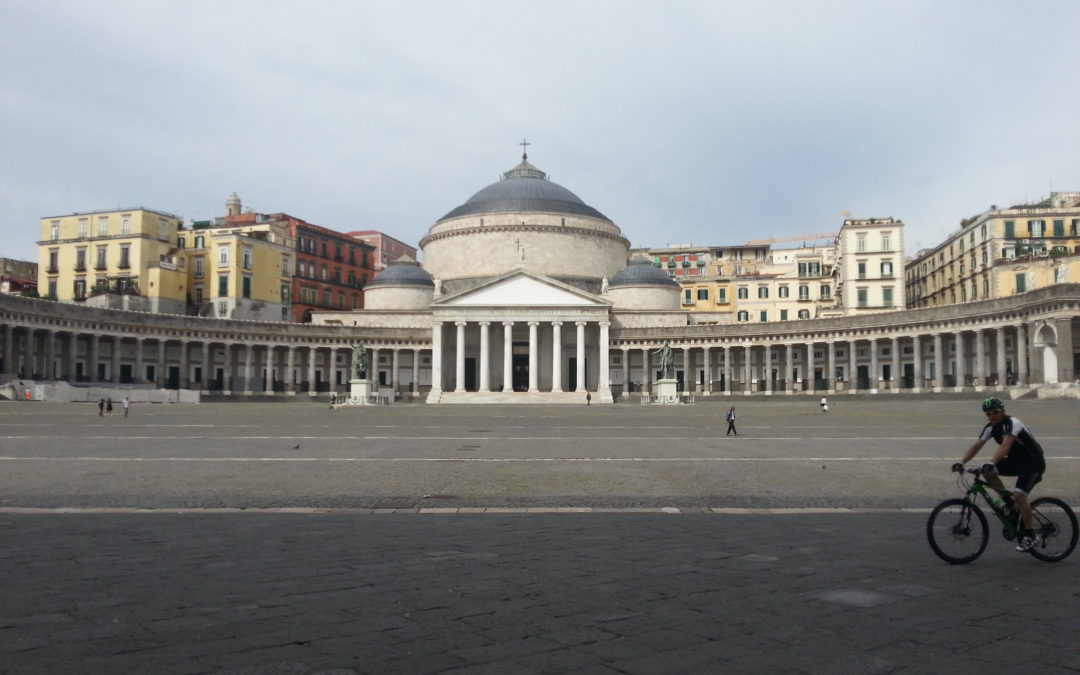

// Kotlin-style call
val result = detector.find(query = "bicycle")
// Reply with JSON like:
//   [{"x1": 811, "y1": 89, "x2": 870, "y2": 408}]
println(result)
[{"x1": 926, "y1": 467, "x2": 1078, "y2": 564}]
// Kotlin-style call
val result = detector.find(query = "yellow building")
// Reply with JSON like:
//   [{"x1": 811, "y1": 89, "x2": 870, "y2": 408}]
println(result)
[
  {"x1": 906, "y1": 192, "x2": 1080, "y2": 307},
  {"x1": 38, "y1": 208, "x2": 187, "y2": 313},
  {"x1": 186, "y1": 223, "x2": 293, "y2": 322}
]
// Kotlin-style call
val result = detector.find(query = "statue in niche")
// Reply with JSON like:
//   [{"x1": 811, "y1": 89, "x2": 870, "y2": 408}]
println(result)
[
  {"x1": 433, "y1": 278, "x2": 442, "y2": 296},
  {"x1": 352, "y1": 344, "x2": 368, "y2": 380},
  {"x1": 601, "y1": 276, "x2": 609, "y2": 295}
]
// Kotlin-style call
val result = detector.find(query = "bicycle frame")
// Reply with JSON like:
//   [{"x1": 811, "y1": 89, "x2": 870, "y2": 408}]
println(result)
[{"x1": 960, "y1": 471, "x2": 1020, "y2": 538}]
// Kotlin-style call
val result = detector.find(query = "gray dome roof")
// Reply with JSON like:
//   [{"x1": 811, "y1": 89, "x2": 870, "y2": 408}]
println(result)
[
  {"x1": 438, "y1": 157, "x2": 611, "y2": 222},
  {"x1": 609, "y1": 256, "x2": 679, "y2": 287},
  {"x1": 366, "y1": 256, "x2": 434, "y2": 288}
]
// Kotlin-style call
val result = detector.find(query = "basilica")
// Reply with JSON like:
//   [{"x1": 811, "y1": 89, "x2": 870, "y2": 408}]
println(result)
[{"x1": 2, "y1": 154, "x2": 1078, "y2": 403}]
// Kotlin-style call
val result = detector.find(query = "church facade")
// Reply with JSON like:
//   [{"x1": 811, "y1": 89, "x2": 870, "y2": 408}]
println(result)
[{"x1": 2, "y1": 155, "x2": 1079, "y2": 402}]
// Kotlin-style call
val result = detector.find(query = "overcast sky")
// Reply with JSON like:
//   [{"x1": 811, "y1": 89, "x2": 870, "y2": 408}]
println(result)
[{"x1": 3, "y1": 0, "x2": 1078, "y2": 263}]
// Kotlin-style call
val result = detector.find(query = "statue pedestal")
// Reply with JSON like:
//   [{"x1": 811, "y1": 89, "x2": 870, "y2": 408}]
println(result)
[
  {"x1": 348, "y1": 379, "x2": 372, "y2": 405},
  {"x1": 654, "y1": 378, "x2": 679, "y2": 404}
]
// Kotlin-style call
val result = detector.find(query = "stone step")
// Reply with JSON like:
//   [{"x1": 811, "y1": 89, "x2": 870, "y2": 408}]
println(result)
[{"x1": 430, "y1": 391, "x2": 605, "y2": 405}]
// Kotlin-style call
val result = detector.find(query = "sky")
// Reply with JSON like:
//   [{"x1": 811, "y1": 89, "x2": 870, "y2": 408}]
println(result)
[{"x1": 2, "y1": 0, "x2": 1078, "y2": 263}]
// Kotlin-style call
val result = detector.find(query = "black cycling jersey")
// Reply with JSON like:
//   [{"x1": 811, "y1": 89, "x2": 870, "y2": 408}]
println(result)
[{"x1": 978, "y1": 415, "x2": 1044, "y2": 462}]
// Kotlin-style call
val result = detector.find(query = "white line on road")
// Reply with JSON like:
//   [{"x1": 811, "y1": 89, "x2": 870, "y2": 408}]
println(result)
[{"x1": 1, "y1": 455, "x2": 1078, "y2": 462}]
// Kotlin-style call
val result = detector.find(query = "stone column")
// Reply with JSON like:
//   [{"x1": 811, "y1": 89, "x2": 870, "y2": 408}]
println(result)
[
  {"x1": 528, "y1": 321, "x2": 539, "y2": 392},
  {"x1": 869, "y1": 338, "x2": 879, "y2": 393},
  {"x1": 890, "y1": 336, "x2": 901, "y2": 394},
  {"x1": 454, "y1": 322, "x2": 466, "y2": 393},
  {"x1": 264, "y1": 346, "x2": 275, "y2": 395},
  {"x1": 995, "y1": 327, "x2": 1007, "y2": 386},
  {"x1": 642, "y1": 347, "x2": 651, "y2": 394},
  {"x1": 784, "y1": 344, "x2": 794, "y2": 395},
  {"x1": 179, "y1": 340, "x2": 189, "y2": 389},
  {"x1": 478, "y1": 322, "x2": 490, "y2": 392},
  {"x1": 66, "y1": 333, "x2": 77, "y2": 381},
  {"x1": 45, "y1": 331, "x2": 56, "y2": 380},
  {"x1": 111, "y1": 336, "x2": 121, "y2": 384},
  {"x1": 1016, "y1": 324, "x2": 1028, "y2": 386},
  {"x1": 764, "y1": 344, "x2": 773, "y2": 394},
  {"x1": 24, "y1": 330, "x2": 35, "y2": 378},
  {"x1": 974, "y1": 329, "x2": 986, "y2": 389},
  {"x1": 954, "y1": 332, "x2": 966, "y2": 391},
  {"x1": 550, "y1": 321, "x2": 562, "y2": 392},
  {"x1": 134, "y1": 338, "x2": 145, "y2": 384},
  {"x1": 703, "y1": 346, "x2": 712, "y2": 395},
  {"x1": 285, "y1": 346, "x2": 296, "y2": 395},
  {"x1": 933, "y1": 333, "x2": 944, "y2": 391},
  {"x1": 575, "y1": 321, "x2": 586, "y2": 392},
  {"x1": 412, "y1": 348, "x2": 420, "y2": 397},
  {"x1": 827, "y1": 341, "x2": 836, "y2": 394},
  {"x1": 307, "y1": 346, "x2": 318, "y2": 395},
  {"x1": 848, "y1": 340, "x2": 858, "y2": 392},
  {"x1": 241, "y1": 343, "x2": 253, "y2": 394},
  {"x1": 598, "y1": 321, "x2": 611, "y2": 398},
  {"x1": 622, "y1": 346, "x2": 631, "y2": 397},
  {"x1": 200, "y1": 342, "x2": 211, "y2": 391},
  {"x1": 430, "y1": 322, "x2": 443, "y2": 394},
  {"x1": 1, "y1": 324, "x2": 11, "y2": 375},
  {"x1": 156, "y1": 339, "x2": 166, "y2": 388},
  {"x1": 743, "y1": 344, "x2": 752, "y2": 396},
  {"x1": 391, "y1": 348, "x2": 401, "y2": 396},
  {"x1": 912, "y1": 335, "x2": 922, "y2": 392},
  {"x1": 502, "y1": 322, "x2": 513, "y2": 393},
  {"x1": 722, "y1": 345, "x2": 731, "y2": 395}
]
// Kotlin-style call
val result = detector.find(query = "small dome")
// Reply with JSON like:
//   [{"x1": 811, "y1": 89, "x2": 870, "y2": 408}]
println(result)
[
  {"x1": 437, "y1": 157, "x2": 610, "y2": 222},
  {"x1": 609, "y1": 256, "x2": 679, "y2": 287},
  {"x1": 366, "y1": 256, "x2": 434, "y2": 288}
]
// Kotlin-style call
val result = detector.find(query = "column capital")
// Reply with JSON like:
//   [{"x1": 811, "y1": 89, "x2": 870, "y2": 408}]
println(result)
[
  {"x1": 528, "y1": 321, "x2": 540, "y2": 327},
  {"x1": 575, "y1": 321, "x2": 587, "y2": 327},
  {"x1": 551, "y1": 321, "x2": 563, "y2": 327},
  {"x1": 600, "y1": 321, "x2": 610, "y2": 328},
  {"x1": 502, "y1": 321, "x2": 514, "y2": 327},
  {"x1": 455, "y1": 321, "x2": 467, "y2": 327}
]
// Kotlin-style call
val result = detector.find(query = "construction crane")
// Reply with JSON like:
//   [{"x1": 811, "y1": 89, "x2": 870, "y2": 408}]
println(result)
[{"x1": 744, "y1": 232, "x2": 837, "y2": 246}]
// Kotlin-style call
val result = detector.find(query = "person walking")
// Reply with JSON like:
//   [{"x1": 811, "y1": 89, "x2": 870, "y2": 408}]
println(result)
[
  {"x1": 105, "y1": 397, "x2": 113, "y2": 417},
  {"x1": 122, "y1": 396, "x2": 130, "y2": 418},
  {"x1": 820, "y1": 396, "x2": 829, "y2": 413},
  {"x1": 97, "y1": 398, "x2": 105, "y2": 416},
  {"x1": 725, "y1": 406, "x2": 738, "y2": 436},
  {"x1": 329, "y1": 392, "x2": 337, "y2": 410}
]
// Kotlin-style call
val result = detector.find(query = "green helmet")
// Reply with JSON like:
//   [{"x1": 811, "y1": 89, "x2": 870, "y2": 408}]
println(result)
[{"x1": 981, "y1": 397, "x2": 1005, "y2": 412}]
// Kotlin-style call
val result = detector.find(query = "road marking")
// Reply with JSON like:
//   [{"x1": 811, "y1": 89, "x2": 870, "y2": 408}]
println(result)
[
  {"x1": 1, "y1": 455, "x2": 1078, "y2": 462},
  {"x1": 0, "y1": 506, "x2": 950, "y2": 515}
]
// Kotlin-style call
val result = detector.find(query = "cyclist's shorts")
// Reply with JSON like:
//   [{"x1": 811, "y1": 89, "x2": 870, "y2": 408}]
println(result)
[{"x1": 996, "y1": 454, "x2": 1045, "y2": 495}]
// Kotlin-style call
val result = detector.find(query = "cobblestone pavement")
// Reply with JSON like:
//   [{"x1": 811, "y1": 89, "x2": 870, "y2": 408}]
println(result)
[{"x1": 1, "y1": 400, "x2": 1077, "y2": 673}]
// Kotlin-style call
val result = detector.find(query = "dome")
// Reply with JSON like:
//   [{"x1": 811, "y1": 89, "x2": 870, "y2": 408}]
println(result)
[
  {"x1": 609, "y1": 256, "x2": 679, "y2": 287},
  {"x1": 437, "y1": 157, "x2": 611, "y2": 222},
  {"x1": 365, "y1": 256, "x2": 434, "y2": 288}
]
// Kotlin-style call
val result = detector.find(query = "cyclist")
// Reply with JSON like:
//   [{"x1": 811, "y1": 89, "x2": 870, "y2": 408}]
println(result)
[{"x1": 952, "y1": 397, "x2": 1046, "y2": 552}]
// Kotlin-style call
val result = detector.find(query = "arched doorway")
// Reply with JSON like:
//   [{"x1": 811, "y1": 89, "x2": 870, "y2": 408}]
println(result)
[{"x1": 1037, "y1": 324, "x2": 1058, "y2": 384}]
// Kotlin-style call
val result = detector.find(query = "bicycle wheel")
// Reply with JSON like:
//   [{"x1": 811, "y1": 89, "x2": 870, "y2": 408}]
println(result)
[
  {"x1": 1027, "y1": 497, "x2": 1079, "y2": 562},
  {"x1": 927, "y1": 498, "x2": 988, "y2": 564}
]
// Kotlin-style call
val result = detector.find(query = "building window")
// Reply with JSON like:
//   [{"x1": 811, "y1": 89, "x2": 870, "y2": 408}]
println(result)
[
  {"x1": 1015, "y1": 273, "x2": 1026, "y2": 293},
  {"x1": 352, "y1": 294, "x2": 360, "y2": 309},
  {"x1": 737, "y1": 287, "x2": 748, "y2": 299},
  {"x1": 121, "y1": 215, "x2": 131, "y2": 235},
  {"x1": 119, "y1": 245, "x2": 130, "y2": 268},
  {"x1": 857, "y1": 262, "x2": 867, "y2": 279},
  {"x1": 880, "y1": 261, "x2": 893, "y2": 278},
  {"x1": 194, "y1": 236, "x2": 205, "y2": 249},
  {"x1": 50, "y1": 221, "x2": 59, "y2": 240},
  {"x1": 737, "y1": 311, "x2": 749, "y2": 322},
  {"x1": 158, "y1": 218, "x2": 169, "y2": 241},
  {"x1": 759, "y1": 310, "x2": 767, "y2": 322},
  {"x1": 780, "y1": 309, "x2": 788, "y2": 321},
  {"x1": 73, "y1": 279, "x2": 86, "y2": 300},
  {"x1": 194, "y1": 285, "x2": 204, "y2": 304},
  {"x1": 798, "y1": 309, "x2": 810, "y2": 319},
  {"x1": 758, "y1": 286, "x2": 768, "y2": 299},
  {"x1": 95, "y1": 246, "x2": 107, "y2": 270},
  {"x1": 1052, "y1": 219, "x2": 1064, "y2": 237},
  {"x1": 47, "y1": 248, "x2": 59, "y2": 273},
  {"x1": 697, "y1": 288, "x2": 708, "y2": 301},
  {"x1": 337, "y1": 293, "x2": 345, "y2": 309},
  {"x1": 1028, "y1": 220, "x2": 1045, "y2": 237},
  {"x1": 718, "y1": 288, "x2": 727, "y2": 303},
  {"x1": 75, "y1": 248, "x2": 86, "y2": 271},
  {"x1": 683, "y1": 289, "x2": 692, "y2": 304},
  {"x1": 820, "y1": 284, "x2": 830, "y2": 299},
  {"x1": 218, "y1": 274, "x2": 229, "y2": 297},
  {"x1": 322, "y1": 290, "x2": 331, "y2": 307},
  {"x1": 1004, "y1": 220, "x2": 1015, "y2": 238},
  {"x1": 881, "y1": 232, "x2": 891, "y2": 251},
  {"x1": 799, "y1": 285, "x2": 809, "y2": 300},
  {"x1": 281, "y1": 255, "x2": 290, "y2": 276},
  {"x1": 983, "y1": 278, "x2": 989, "y2": 296},
  {"x1": 321, "y1": 265, "x2": 328, "y2": 281},
  {"x1": 177, "y1": 236, "x2": 185, "y2": 249},
  {"x1": 857, "y1": 235, "x2": 867, "y2": 252},
  {"x1": 97, "y1": 216, "x2": 109, "y2": 236},
  {"x1": 242, "y1": 276, "x2": 251, "y2": 299},
  {"x1": 242, "y1": 247, "x2": 252, "y2": 270},
  {"x1": 194, "y1": 256, "x2": 204, "y2": 278},
  {"x1": 883, "y1": 287, "x2": 893, "y2": 307},
  {"x1": 857, "y1": 288, "x2": 868, "y2": 307},
  {"x1": 778, "y1": 285, "x2": 789, "y2": 298},
  {"x1": 218, "y1": 246, "x2": 229, "y2": 266},
  {"x1": 77, "y1": 219, "x2": 88, "y2": 238},
  {"x1": 47, "y1": 280, "x2": 57, "y2": 298}
]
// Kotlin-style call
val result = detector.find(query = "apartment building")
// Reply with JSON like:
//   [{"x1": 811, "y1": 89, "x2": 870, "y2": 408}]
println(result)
[
  {"x1": 1, "y1": 258, "x2": 38, "y2": 295},
  {"x1": 905, "y1": 192, "x2": 1080, "y2": 308},
  {"x1": 38, "y1": 207, "x2": 187, "y2": 313},
  {"x1": 834, "y1": 217, "x2": 905, "y2": 314},
  {"x1": 347, "y1": 230, "x2": 417, "y2": 271}
]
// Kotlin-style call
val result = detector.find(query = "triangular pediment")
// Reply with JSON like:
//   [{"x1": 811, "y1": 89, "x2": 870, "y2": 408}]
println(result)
[{"x1": 435, "y1": 271, "x2": 608, "y2": 307}]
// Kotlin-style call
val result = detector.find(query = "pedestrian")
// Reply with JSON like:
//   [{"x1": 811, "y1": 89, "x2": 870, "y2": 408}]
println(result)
[
  {"x1": 329, "y1": 392, "x2": 336, "y2": 410},
  {"x1": 98, "y1": 398, "x2": 105, "y2": 416},
  {"x1": 586, "y1": 392, "x2": 592, "y2": 406},
  {"x1": 105, "y1": 397, "x2": 113, "y2": 416},
  {"x1": 122, "y1": 396, "x2": 130, "y2": 418},
  {"x1": 820, "y1": 396, "x2": 829, "y2": 413},
  {"x1": 725, "y1": 406, "x2": 738, "y2": 436}
]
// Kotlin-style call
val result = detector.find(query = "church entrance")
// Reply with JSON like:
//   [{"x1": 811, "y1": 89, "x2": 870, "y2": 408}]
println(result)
[{"x1": 512, "y1": 354, "x2": 529, "y2": 391}]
